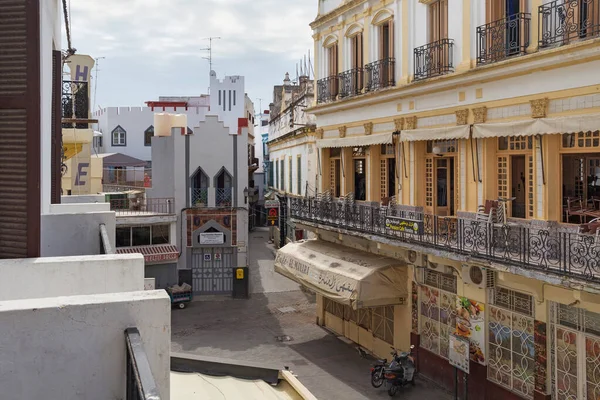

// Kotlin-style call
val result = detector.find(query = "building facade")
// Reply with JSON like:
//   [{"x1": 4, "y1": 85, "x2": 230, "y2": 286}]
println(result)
[{"x1": 275, "y1": 1, "x2": 600, "y2": 400}]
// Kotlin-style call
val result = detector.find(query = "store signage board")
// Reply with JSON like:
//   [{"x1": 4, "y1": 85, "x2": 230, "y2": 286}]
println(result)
[
  {"x1": 264, "y1": 200, "x2": 280, "y2": 208},
  {"x1": 267, "y1": 207, "x2": 279, "y2": 226},
  {"x1": 449, "y1": 334, "x2": 470, "y2": 374},
  {"x1": 199, "y1": 232, "x2": 225, "y2": 245},
  {"x1": 384, "y1": 216, "x2": 424, "y2": 235}
]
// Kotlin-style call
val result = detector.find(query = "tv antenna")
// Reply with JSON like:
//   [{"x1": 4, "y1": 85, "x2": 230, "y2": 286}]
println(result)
[
  {"x1": 201, "y1": 37, "x2": 221, "y2": 74},
  {"x1": 93, "y1": 56, "x2": 105, "y2": 113}
]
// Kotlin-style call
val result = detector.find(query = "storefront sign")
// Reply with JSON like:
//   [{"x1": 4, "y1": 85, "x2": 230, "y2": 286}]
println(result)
[
  {"x1": 264, "y1": 200, "x2": 280, "y2": 208},
  {"x1": 449, "y1": 334, "x2": 470, "y2": 374},
  {"x1": 267, "y1": 207, "x2": 279, "y2": 226},
  {"x1": 384, "y1": 216, "x2": 423, "y2": 235},
  {"x1": 145, "y1": 252, "x2": 178, "y2": 263},
  {"x1": 455, "y1": 297, "x2": 486, "y2": 365},
  {"x1": 199, "y1": 232, "x2": 225, "y2": 245}
]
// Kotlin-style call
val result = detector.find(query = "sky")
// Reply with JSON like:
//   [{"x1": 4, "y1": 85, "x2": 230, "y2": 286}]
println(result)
[{"x1": 65, "y1": 0, "x2": 315, "y2": 113}]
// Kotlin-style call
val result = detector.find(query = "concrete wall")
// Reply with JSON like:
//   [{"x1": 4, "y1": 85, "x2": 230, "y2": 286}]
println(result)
[
  {"x1": 49, "y1": 202, "x2": 110, "y2": 214},
  {"x1": 0, "y1": 290, "x2": 170, "y2": 400},
  {"x1": 145, "y1": 262, "x2": 178, "y2": 289},
  {"x1": 0, "y1": 254, "x2": 144, "y2": 301},
  {"x1": 61, "y1": 194, "x2": 106, "y2": 204},
  {"x1": 209, "y1": 72, "x2": 245, "y2": 136},
  {"x1": 40, "y1": 211, "x2": 116, "y2": 257}
]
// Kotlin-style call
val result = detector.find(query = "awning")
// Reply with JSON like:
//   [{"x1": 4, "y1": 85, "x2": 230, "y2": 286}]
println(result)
[
  {"x1": 472, "y1": 113, "x2": 600, "y2": 138},
  {"x1": 116, "y1": 245, "x2": 179, "y2": 264},
  {"x1": 274, "y1": 240, "x2": 408, "y2": 309},
  {"x1": 400, "y1": 125, "x2": 471, "y2": 142},
  {"x1": 316, "y1": 132, "x2": 393, "y2": 148}
]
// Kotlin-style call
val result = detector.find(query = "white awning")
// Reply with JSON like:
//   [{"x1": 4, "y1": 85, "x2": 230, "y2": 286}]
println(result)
[
  {"x1": 316, "y1": 132, "x2": 393, "y2": 148},
  {"x1": 472, "y1": 113, "x2": 600, "y2": 139},
  {"x1": 400, "y1": 125, "x2": 471, "y2": 142},
  {"x1": 274, "y1": 240, "x2": 408, "y2": 309}
]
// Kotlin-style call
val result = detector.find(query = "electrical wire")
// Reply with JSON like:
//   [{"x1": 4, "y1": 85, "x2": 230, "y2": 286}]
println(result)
[{"x1": 62, "y1": 0, "x2": 75, "y2": 55}]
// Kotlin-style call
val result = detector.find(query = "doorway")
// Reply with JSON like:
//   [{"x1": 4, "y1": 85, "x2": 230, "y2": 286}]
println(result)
[
  {"x1": 511, "y1": 155, "x2": 526, "y2": 218},
  {"x1": 434, "y1": 157, "x2": 455, "y2": 216},
  {"x1": 387, "y1": 158, "x2": 396, "y2": 198}
]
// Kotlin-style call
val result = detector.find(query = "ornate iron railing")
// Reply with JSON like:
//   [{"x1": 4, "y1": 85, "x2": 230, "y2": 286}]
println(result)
[
  {"x1": 338, "y1": 68, "x2": 363, "y2": 98},
  {"x1": 414, "y1": 39, "x2": 455, "y2": 81},
  {"x1": 62, "y1": 80, "x2": 89, "y2": 128},
  {"x1": 317, "y1": 75, "x2": 339, "y2": 103},
  {"x1": 365, "y1": 58, "x2": 395, "y2": 92},
  {"x1": 216, "y1": 187, "x2": 233, "y2": 207},
  {"x1": 110, "y1": 197, "x2": 175, "y2": 215},
  {"x1": 125, "y1": 328, "x2": 161, "y2": 400},
  {"x1": 539, "y1": 0, "x2": 600, "y2": 47},
  {"x1": 476, "y1": 13, "x2": 530, "y2": 65},
  {"x1": 290, "y1": 197, "x2": 600, "y2": 283},
  {"x1": 191, "y1": 188, "x2": 208, "y2": 206}
]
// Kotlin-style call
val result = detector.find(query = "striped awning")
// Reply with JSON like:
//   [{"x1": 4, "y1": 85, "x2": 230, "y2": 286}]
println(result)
[
  {"x1": 472, "y1": 113, "x2": 600, "y2": 138},
  {"x1": 316, "y1": 132, "x2": 394, "y2": 148},
  {"x1": 400, "y1": 125, "x2": 471, "y2": 142},
  {"x1": 116, "y1": 245, "x2": 179, "y2": 264}
]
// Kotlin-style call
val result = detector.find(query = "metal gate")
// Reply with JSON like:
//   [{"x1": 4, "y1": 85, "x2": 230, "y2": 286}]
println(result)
[{"x1": 191, "y1": 247, "x2": 234, "y2": 295}]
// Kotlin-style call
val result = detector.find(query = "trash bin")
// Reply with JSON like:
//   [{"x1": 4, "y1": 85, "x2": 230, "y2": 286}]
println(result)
[{"x1": 232, "y1": 266, "x2": 249, "y2": 299}]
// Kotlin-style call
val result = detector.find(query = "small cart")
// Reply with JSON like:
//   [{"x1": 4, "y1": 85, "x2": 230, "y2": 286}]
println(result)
[{"x1": 167, "y1": 286, "x2": 193, "y2": 309}]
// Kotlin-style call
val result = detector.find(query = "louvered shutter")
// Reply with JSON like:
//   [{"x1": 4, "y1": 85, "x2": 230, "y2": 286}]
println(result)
[
  {"x1": 51, "y1": 50, "x2": 62, "y2": 204},
  {"x1": 0, "y1": 0, "x2": 41, "y2": 258}
]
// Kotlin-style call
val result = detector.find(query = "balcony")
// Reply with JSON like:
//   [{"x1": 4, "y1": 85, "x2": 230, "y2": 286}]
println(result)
[
  {"x1": 413, "y1": 39, "x2": 455, "y2": 81},
  {"x1": 110, "y1": 197, "x2": 175, "y2": 216},
  {"x1": 62, "y1": 80, "x2": 91, "y2": 129},
  {"x1": 317, "y1": 75, "x2": 339, "y2": 104},
  {"x1": 539, "y1": 0, "x2": 600, "y2": 48},
  {"x1": 364, "y1": 58, "x2": 395, "y2": 92},
  {"x1": 476, "y1": 13, "x2": 530, "y2": 65},
  {"x1": 290, "y1": 197, "x2": 600, "y2": 284},
  {"x1": 338, "y1": 68, "x2": 363, "y2": 99}
]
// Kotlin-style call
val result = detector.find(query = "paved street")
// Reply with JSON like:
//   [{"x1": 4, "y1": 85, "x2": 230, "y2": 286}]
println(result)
[{"x1": 172, "y1": 229, "x2": 452, "y2": 400}]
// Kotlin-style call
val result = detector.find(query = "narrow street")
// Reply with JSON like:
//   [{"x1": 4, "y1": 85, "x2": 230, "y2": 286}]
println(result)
[{"x1": 171, "y1": 229, "x2": 452, "y2": 400}]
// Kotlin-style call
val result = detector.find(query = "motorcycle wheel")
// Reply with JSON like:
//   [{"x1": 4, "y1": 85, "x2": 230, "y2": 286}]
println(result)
[
  {"x1": 388, "y1": 385, "x2": 398, "y2": 397},
  {"x1": 371, "y1": 369, "x2": 384, "y2": 388}
]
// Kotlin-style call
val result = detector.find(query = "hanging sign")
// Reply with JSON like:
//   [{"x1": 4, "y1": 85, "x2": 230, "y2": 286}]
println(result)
[
  {"x1": 384, "y1": 216, "x2": 423, "y2": 235},
  {"x1": 267, "y1": 207, "x2": 279, "y2": 226}
]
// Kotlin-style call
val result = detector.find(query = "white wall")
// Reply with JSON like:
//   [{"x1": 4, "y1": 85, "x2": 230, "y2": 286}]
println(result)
[
  {"x1": 209, "y1": 72, "x2": 246, "y2": 135},
  {"x1": 0, "y1": 254, "x2": 144, "y2": 301},
  {"x1": 0, "y1": 290, "x2": 171, "y2": 400},
  {"x1": 269, "y1": 138, "x2": 316, "y2": 197},
  {"x1": 40, "y1": 0, "x2": 62, "y2": 214}
]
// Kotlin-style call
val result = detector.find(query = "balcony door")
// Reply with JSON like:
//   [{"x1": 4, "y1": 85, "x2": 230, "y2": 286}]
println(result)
[
  {"x1": 485, "y1": 0, "x2": 525, "y2": 60},
  {"x1": 350, "y1": 33, "x2": 363, "y2": 93},
  {"x1": 429, "y1": 0, "x2": 448, "y2": 43},
  {"x1": 327, "y1": 43, "x2": 339, "y2": 98},
  {"x1": 379, "y1": 19, "x2": 394, "y2": 87}
]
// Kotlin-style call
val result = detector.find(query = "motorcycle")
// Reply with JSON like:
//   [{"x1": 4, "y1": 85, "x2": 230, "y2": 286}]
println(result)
[
  {"x1": 384, "y1": 345, "x2": 416, "y2": 397},
  {"x1": 370, "y1": 348, "x2": 397, "y2": 388}
]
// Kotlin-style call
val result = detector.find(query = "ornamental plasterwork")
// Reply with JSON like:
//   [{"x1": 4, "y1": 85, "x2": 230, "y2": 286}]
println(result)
[
  {"x1": 394, "y1": 117, "x2": 405, "y2": 131},
  {"x1": 472, "y1": 106, "x2": 487, "y2": 124},
  {"x1": 315, "y1": 128, "x2": 324, "y2": 139},
  {"x1": 364, "y1": 122, "x2": 373, "y2": 135},
  {"x1": 405, "y1": 116, "x2": 417, "y2": 130},
  {"x1": 530, "y1": 98, "x2": 549, "y2": 118},
  {"x1": 455, "y1": 109, "x2": 469, "y2": 125},
  {"x1": 339, "y1": 125, "x2": 347, "y2": 138}
]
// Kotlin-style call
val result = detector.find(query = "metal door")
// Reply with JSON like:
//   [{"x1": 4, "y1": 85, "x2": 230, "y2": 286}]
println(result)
[{"x1": 191, "y1": 247, "x2": 233, "y2": 295}]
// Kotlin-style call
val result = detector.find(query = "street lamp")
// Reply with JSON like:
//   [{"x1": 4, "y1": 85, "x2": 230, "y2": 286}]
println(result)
[{"x1": 243, "y1": 187, "x2": 249, "y2": 204}]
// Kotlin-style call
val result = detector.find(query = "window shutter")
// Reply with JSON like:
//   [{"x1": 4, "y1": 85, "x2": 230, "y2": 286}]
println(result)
[
  {"x1": 388, "y1": 19, "x2": 395, "y2": 59},
  {"x1": 51, "y1": 50, "x2": 62, "y2": 204},
  {"x1": 0, "y1": 0, "x2": 41, "y2": 258}
]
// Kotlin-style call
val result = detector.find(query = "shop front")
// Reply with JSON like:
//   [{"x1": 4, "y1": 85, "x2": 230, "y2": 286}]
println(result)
[{"x1": 274, "y1": 239, "x2": 410, "y2": 357}]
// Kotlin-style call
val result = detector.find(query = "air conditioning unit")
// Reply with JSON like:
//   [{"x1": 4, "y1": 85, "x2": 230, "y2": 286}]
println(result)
[
  {"x1": 408, "y1": 250, "x2": 427, "y2": 267},
  {"x1": 428, "y1": 262, "x2": 454, "y2": 275},
  {"x1": 462, "y1": 265, "x2": 496, "y2": 290}
]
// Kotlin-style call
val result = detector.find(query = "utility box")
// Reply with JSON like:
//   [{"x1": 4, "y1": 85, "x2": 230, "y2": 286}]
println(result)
[{"x1": 232, "y1": 267, "x2": 249, "y2": 299}]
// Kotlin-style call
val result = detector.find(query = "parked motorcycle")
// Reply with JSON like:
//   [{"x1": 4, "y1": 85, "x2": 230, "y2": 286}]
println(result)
[
  {"x1": 370, "y1": 348, "x2": 397, "y2": 388},
  {"x1": 384, "y1": 345, "x2": 416, "y2": 397}
]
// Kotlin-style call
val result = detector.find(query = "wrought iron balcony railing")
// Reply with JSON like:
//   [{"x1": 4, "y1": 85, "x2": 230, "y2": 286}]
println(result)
[
  {"x1": 216, "y1": 187, "x2": 233, "y2": 207},
  {"x1": 110, "y1": 197, "x2": 175, "y2": 215},
  {"x1": 317, "y1": 75, "x2": 339, "y2": 104},
  {"x1": 125, "y1": 328, "x2": 161, "y2": 400},
  {"x1": 414, "y1": 39, "x2": 455, "y2": 81},
  {"x1": 192, "y1": 188, "x2": 208, "y2": 206},
  {"x1": 476, "y1": 13, "x2": 531, "y2": 65},
  {"x1": 539, "y1": 0, "x2": 600, "y2": 47},
  {"x1": 338, "y1": 68, "x2": 364, "y2": 99},
  {"x1": 62, "y1": 80, "x2": 90, "y2": 128},
  {"x1": 364, "y1": 58, "x2": 395, "y2": 92},
  {"x1": 290, "y1": 197, "x2": 600, "y2": 283}
]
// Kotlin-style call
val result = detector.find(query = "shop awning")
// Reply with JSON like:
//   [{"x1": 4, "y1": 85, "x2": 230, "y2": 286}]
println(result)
[
  {"x1": 274, "y1": 240, "x2": 408, "y2": 309},
  {"x1": 116, "y1": 245, "x2": 179, "y2": 264},
  {"x1": 400, "y1": 125, "x2": 470, "y2": 142},
  {"x1": 472, "y1": 113, "x2": 600, "y2": 138},
  {"x1": 316, "y1": 132, "x2": 393, "y2": 148}
]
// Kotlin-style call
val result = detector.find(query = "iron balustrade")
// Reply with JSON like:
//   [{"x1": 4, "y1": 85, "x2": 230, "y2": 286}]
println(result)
[
  {"x1": 539, "y1": 0, "x2": 600, "y2": 47},
  {"x1": 476, "y1": 13, "x2": 530, "y2": 65},
  {"x1": 125, "y1": 328, "x2": 161, "y2": 400},
  {"x1": 364, "y1": 58, "x2": 395, "y2": 92},
  {"x1": 191, "y1": 188, "x2": 208, "y2": 206},
  {"x1": 216, "y1": 188, "x2": 233, "y2": 207},
  {"x1": 413, "y1": 39, "x2": 455, "y2": 81},
  {"x1": 110, "y1": 197, "x2": 175, "y2": 215},
  {"x1": 290, "y1": 197, "x2": 600, "y2": 283},
  {"x1": 317, "y1": 75, "x2": 339, "y2": 103},
  {"x1": 338, "y1": 68, "x2": 364, "y2": 98},
  {"x1": 62, "y1": 80, "x2": 89, "y2": 128}
]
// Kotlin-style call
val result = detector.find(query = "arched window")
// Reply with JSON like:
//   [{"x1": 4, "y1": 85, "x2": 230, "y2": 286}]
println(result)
[
  {"x1": 112, "y1": 125, "x2": 126, "y2": 146},
  {"x1": 191, "y1": 167, "x2": 209, "y2": 206},
  {"x1": 214, "y1": 167, "x2": 233, "y2": 206},
  {"x1": 144, "y1": 126, "x2": 154, "y2": 147}
]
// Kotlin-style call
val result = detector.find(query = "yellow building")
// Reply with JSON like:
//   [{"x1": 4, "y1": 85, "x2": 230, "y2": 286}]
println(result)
[{"x1": 274, "y1": 1, "x2": 600, "y2": 399}]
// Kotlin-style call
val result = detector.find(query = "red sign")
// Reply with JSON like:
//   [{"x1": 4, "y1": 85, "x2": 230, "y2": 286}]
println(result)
[
  {"x1": 144, "y1": 252, "x2": 178, "y2": 263},
  {"x1": 267, "y1": 207, "x2": 279, "y2": 226}
]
